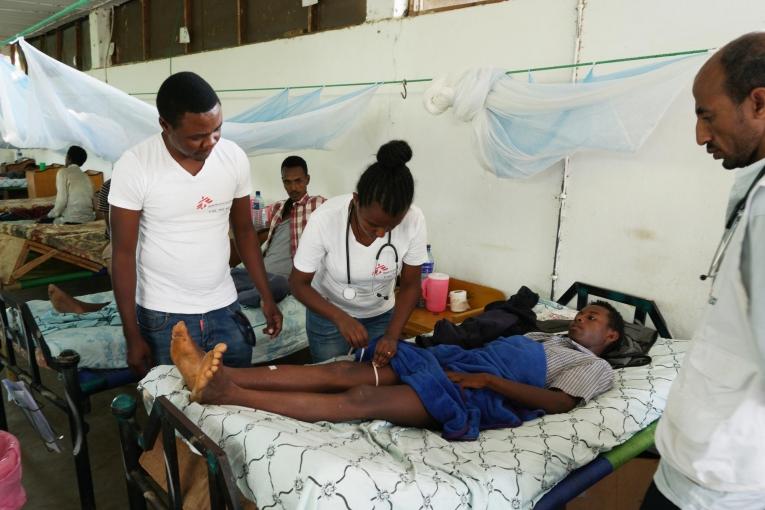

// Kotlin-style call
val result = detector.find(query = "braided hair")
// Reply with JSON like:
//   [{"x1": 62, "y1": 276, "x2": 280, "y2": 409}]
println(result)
[{"x1": 356, "y1": 140, "x2": 414, "y2": 217}]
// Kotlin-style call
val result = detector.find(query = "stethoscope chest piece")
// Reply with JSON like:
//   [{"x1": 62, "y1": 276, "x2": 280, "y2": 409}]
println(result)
[{"x1": 343, "y1": 287, "x2": 357, "y2": 300}]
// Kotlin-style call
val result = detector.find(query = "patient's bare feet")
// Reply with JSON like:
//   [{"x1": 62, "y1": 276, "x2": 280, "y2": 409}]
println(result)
[
  {"x1": 170, "y1": 321, "x2": 206, "y2": 389},
  {"x1": 191, "y1": 343, "x2": 232, "y2": 404},
  {"x1": 48, "y1": 284, "x2": 107, "y2": 314}
]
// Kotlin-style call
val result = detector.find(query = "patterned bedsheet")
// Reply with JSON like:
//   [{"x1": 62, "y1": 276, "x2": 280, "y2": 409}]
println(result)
[
  {"x1": 0, "y1": 220, "x2": 108, "y2": 264},
  {"x1": 138, "y1": 300, "x2": 687, "y2": 510},
  {"x1": 0, "y1": 197, "x2": 54, "y2": 214},
  {"x1": 22, "y1": 292, "x2": 308, "y2": 369},
  {"x1": 0, "y1": 178, "x2": 27, "y2": 189}
]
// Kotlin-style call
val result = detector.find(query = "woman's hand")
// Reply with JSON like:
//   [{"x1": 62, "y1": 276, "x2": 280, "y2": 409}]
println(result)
[
  {"x1": 335, "y1": 313, "x2": 369, "y2": 349},
  {"x1": 446, "y1": 371, "x2": 492, "y2": 390},
  {"x1": 373, "y1": 335, "x2": 398, "y2": 366}
]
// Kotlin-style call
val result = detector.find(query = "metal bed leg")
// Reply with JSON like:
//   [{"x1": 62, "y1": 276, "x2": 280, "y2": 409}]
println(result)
[
  {"x1": 0, "y1": 360, "x2": 7, "y2": 431},
  {"x1": 112, "y1": 394, "x2": 149, "y2": 510},
  {"x1": 58, "y1": 350, "x2": 96, "y2": 510}
]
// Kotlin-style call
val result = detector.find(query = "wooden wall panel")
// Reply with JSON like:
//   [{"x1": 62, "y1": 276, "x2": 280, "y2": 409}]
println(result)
[
  {"x1": 81, "y1": 17, "x2": 92, "y2": 70},
  {"x1": 44, "y1": 32, "x2": 58, "y2": 58},
  {"x1": 149, "y1": 0, "x2": 186, "y2": 58},
  {"x1": 244, "y1": 0, "x2": 308, "y2": 43},
  {"x1": 316, "y1": 0, "x2": 366, "y2": 31},
  {"x1": 190, "y1": 0, "x2": 238, "y2": 53},
  {"x1": 113, "y1": 0, "x2": 144, "y2": 64},
  {"x1": 61, "y1": 23, "x2": 78, "y2": 68}
]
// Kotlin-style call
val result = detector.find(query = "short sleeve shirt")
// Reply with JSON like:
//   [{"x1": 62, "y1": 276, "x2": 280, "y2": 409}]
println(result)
[
  {"x1": 109, "y1": 134, "x2": 251, "y2": 313},
  {"x1": 293, "y1": 194, "x2": 428, "y2": 319},
  {"x1": 525, "y1": 332, "x2": 614, "y2": 402}
]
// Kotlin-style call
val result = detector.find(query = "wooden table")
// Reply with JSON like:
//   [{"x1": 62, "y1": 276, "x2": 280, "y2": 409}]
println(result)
[{"x1": 402, "y1": 278, "x2": 505, "y2": 337}]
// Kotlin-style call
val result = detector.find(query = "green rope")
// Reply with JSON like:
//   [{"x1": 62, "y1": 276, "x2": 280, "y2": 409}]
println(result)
[{"x1": 129, "y1": 47, "x2": 710, "y2": 96}]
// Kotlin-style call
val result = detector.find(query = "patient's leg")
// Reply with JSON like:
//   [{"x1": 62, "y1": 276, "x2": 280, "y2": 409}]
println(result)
[
  {"x1": 193, "y1": 354, "x2": 435, "y2": 427},
  {"x1": 228, "y1": 360, "x2": 399, "y2": 392},
  {"x1": 170, "y1": 330, "x2": 398, "y2": 393},
  {"x1": 48, "y1": 284, "x2": 109, "y2": 314}
]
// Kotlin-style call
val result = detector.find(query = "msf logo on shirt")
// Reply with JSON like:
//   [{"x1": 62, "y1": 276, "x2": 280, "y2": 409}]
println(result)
[
  {"x1": 374, "y1": 263, "x2": 389, "y2": 276},
  {"x1": 196, "y1": 195, "x2": 213, "y2": 210}
]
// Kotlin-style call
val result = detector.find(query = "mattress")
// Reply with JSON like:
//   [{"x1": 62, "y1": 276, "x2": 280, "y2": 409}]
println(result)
[{"x1": 138, "y1": 300, "x2": 687, "y2": 509}]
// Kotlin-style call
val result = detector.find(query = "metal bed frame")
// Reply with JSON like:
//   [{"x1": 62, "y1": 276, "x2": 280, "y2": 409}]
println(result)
[
  {"x1": 0, "y1": 292, "x2": 137, "y2": 510},
  {"x1": 111, "y1": 281, "x2": 672, "y2": 510}
]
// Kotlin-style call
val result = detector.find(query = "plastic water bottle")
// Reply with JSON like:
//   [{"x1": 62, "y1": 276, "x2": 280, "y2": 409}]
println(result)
[
  {"x1": 252, "y1": 191, "x2": 263, "y2": 229},
  {"x1": 419, "y1": 244, "x2": 435, "y2": 307}
]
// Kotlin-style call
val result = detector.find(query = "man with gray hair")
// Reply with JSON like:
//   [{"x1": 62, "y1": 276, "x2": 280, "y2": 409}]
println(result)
[{"x1": 643, "y1": 32, "x2": 765, "y2": 509}]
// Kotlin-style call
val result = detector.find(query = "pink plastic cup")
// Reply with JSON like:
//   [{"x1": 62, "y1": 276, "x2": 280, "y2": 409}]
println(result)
[{"x1": 421, "y1": 273, "x2": 450, "y2": 313}]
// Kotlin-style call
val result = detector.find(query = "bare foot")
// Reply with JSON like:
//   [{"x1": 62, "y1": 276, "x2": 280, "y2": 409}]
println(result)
[
  {"x1": 170, "y1": 321, "x2": 206, "y2": 389},
  {"x1": 48, "y1": 284, "x2": 108, "y2": 314},
  {"x1": 191, "y1": 343, "x2": 231, "y2": 404}
]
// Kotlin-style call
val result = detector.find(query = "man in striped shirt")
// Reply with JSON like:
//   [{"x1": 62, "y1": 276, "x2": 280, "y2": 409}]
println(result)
[
  {"x1": 231, "y1": 156, "x2": 325, "y2": 307},
  {"x1": 524, "y1": 301, "x2": 623, "y2": 406}
]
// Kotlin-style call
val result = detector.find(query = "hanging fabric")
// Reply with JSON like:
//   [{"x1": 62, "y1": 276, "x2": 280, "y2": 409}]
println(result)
[
  {"x1": 423, "y1": 55, "x2": 707, "y2": 178},
  {"x1": 0, "y1": 39, "x2": 377, "y2": 161}
]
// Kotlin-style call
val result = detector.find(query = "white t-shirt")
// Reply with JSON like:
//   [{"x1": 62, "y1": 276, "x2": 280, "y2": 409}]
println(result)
[
  {"x1": 109, "y1": 134, "x2": 251, "y2": 313},
  {"x1": 293, "y1": 194, "x2": 428, "y2": 319}
]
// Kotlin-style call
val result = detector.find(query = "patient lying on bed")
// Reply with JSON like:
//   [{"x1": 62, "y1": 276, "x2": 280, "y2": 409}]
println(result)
[{"x1": 172, "y1": 302, "x2": 623, "y2": 440}]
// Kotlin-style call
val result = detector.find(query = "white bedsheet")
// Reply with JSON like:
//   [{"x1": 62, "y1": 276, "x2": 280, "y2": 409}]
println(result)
[{"x1": 139, "y1": 331, "x2": 687, "y2": 509}]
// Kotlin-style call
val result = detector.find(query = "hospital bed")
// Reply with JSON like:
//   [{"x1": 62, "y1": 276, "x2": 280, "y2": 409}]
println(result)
[
  {"x1": 0, "y1": 291, "x2": 309, "y2": 510},
  {"x1": 0, "y1": 220, "x2": 108, "y2": 285},
  {"x1": 112, "y1": 281, "x2": 679, "y2": 510},
  {"x1": 0, "y1": 196, "x2": 55, "y2": 216}
]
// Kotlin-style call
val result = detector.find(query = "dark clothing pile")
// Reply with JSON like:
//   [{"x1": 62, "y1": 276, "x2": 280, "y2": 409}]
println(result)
[{"x1": 416, "y1": 286, "x2": 539, "y2": 349}]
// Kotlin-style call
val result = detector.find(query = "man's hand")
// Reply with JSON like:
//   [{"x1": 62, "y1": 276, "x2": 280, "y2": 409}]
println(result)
[
  {"x1": 446, "y1": 371, "x2": 492, "y2": 390},
  {"x1": 126, "y1": 333, "x2": 153, "y2": 377},
  {"x1": 335, "y1": 313, "x2": 368, "y2": 349},
  {"x1": 373, "y1": 335, "x2": 398, "y2": 367},
  {"x1": 261, "y1": 299, "x2": 283, "y2": 337}
]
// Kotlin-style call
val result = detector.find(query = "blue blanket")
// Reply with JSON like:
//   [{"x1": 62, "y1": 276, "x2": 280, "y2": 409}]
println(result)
[{"x1": 358, "y1": 336, "x2": 547, "y2": 440}]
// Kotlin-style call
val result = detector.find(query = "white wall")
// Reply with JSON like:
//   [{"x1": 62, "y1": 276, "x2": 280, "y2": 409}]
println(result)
[{"x1": 85, "y1": 0, "x2": 765, "y2": 338}]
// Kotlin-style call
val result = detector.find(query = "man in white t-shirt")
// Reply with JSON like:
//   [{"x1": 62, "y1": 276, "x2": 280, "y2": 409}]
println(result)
[{"x1": 109, "y1": 72, "x2": 282, "y2": 375}]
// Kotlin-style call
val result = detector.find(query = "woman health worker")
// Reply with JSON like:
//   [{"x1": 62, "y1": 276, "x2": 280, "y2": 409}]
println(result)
[{"x1": 289, "y1": 140, "x2": 428, "y2": 365}]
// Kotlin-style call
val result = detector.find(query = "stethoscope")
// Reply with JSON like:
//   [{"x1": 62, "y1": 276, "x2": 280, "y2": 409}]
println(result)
[
  {"x1": 699, "y1": 165, "x2": 765, "y2": 283},
  {"x1": 343, "y1": 204, "x2": 399, "y2": 300}
]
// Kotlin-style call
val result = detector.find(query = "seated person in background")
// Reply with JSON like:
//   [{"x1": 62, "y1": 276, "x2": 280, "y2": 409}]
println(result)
[
  {"x1": 171, "y1": 301, "x2": 623, "y2": 441},
  {"x1": 40, "y1": 146, "x2": 96, "y2": 225},
  {"x1": 231, "y1": 155, "x2": 325, "y2": 307}
]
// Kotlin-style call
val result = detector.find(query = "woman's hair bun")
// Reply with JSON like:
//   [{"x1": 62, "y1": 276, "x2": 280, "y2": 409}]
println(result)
[{"x1": 376, "y1": 140, "x2": 412, "y2": 169}]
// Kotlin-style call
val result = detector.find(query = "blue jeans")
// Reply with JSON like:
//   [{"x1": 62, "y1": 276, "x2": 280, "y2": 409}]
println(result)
[
  {"x1": 230, "y1": 267, "x2": 290, "y2": 308},
  {"x1": 136, "y1": 301, "x2": 254, "y2": 368},
  {"x1": 306, "y1": 308, "x2": 394, "y2": 363}
]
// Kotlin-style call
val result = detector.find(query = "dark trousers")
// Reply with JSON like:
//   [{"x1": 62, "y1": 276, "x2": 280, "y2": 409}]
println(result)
[{"x1": 641, "y1": 482, "x2": 680, "y2": 510}]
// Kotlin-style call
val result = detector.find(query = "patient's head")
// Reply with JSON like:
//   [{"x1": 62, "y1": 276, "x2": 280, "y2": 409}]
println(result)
[{"x1": 567, "y1": 301, "x2": 624, "y2": 355}]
